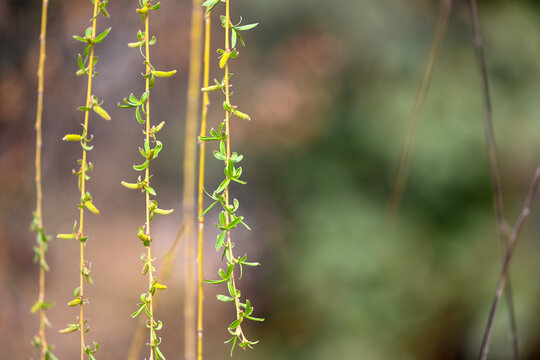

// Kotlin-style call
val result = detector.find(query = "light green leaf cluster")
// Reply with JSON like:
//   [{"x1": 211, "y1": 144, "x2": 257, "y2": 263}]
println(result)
[{"x1": 200, "y1": 0, "x2": 262, "y2": 355}]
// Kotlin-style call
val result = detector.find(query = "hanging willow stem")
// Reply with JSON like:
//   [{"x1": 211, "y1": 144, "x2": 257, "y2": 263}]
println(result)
[
  {"x1": 142, "y1": 14, "x2": 158, "y2": 360},
  {"x1": 33, "y1": 0, "x2": 51, "y2": 358},
  {"x1": 119, "y1": 2, "x2": 174, "y2": 359},
  {"x1": 126, "y1": 223, "x2": 186, "y2": 360},
  {"x1": 197, "y1": 8, "x2": 212, "y2": 360},
  {"x1": 77, "y1": 1, "x2": 100, "y2": 359},
  {"x1": 199, "y1": 0, "x2": 261, "y2": 353},
  {"x1": 222, "y1": 0, "x2": 248, "y2": 346},
  {"x1": 184, "y1": 0, "x2": 204, "y2": 358}
]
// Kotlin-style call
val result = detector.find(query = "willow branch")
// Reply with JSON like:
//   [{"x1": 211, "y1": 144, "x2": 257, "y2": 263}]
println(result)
[
  {"x1": 479, "y1": 166, "x2": 540, "y2": 360},
  {"x1": 34, "y1": 0, "x2": 50, "y2": 357},
  {"x1": 126, "y1": 223, "x2": 186, "y2": 360},
  {"x1": 77, "y1": 1, "x2": 100, "y2": 358}
]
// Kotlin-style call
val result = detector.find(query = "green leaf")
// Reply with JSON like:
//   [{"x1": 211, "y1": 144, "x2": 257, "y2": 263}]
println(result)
[
  {"x1": 231, "y1": 29, "x2": 237, "y2": 49},
  {"x1": 93, "y1": 27, "x2": 111, "y2": 43},
  {"x1": 228, "y1": 317, "x2": 243, "y2": 330},
  {"x1": 77, "y1": 54, "x2": 84, "y2": 69},
  {"x1": 204, "y1": 278, "x2": 227, "y2": 284},
  {"x1": 202, "y1": 0, "x2": 220, "y2": 12},
  {"x1": 227, "y1": 279, "x2": 235, "y2": 297},
  {"x1": 199, "y1": 199, "x2": 219, "y2": 218},
  {"x1": 245, "y1": 315, "x2": 265, "y2": 322},
  {"x1": 216, "y1": 179, "x2": 230, "y2": 194},
  {"x1": 235, "y1": 23, "x2": 259, "y2": 31},
  {"x1": 153, "y1": 141, "x2": 163, "y2": 158},
  {"x1": 213, "y1": 150, "x2": 226, "y2": 161},
  {"x1": 217, "y1": 294, "x2": 234, "y2": 302},
  {"x1": 130, "y1": 304, "x2": 146, "y2": 318},
  {"x1": 135, "y1": 106, "x2": 144, "y2": 123},
  {"x1": 30, "y1": 300, "x2": 42, "y2": 314},
  {"x1": 227, "y1": 216, "x2": 243, "y2": 230},
  {"x1": 226, "y1": 263, "x2": 234, "y2": 277},
  {"x1": 155, "y1": 345, "x2": 166, "y2": 360},
  {"x1": 80, "y1": 142, "x2": 93, "y2": 151},
  {"x1": 73, "y1": 35, "x2": 86, "y2": 43},
  {"x1": 133, "y1": 160, "x2": 149, "y2": 171},
  {"x1": 216, "y1": 231, "x2": 226, "y2": 250}
]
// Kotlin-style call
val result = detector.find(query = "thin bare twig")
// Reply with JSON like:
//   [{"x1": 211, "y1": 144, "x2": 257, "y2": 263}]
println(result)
[
  {"x1": 387, "y1": 0, "x2": 452, "y2": 221},
  {"x1": 479, "y1": 166, "x2": 540, "y2": 360},
  {"x1": 468, "y1": 0, "x2": 519, "y2": 357}
]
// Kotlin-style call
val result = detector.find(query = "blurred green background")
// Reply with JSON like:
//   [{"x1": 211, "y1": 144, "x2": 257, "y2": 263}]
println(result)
[{"x1": 2, "y1": 0, "x2": 540, "y2": 359}]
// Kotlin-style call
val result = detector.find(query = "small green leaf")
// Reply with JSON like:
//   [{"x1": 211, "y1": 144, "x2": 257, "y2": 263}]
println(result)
[
  {"x1": 215, "y1": 231, "x2": 226, "y2": 250},
  {"x1": 93, "y1": 27, "x2": 111, "y2": 43},
  {"x1": 130, "y1": 304, "x2": 146, "y2": 318},
  {"x1": 228, "y1": 317, "x2": 243, "y2": 330},
  {"x1": 133, "y1": 160, "x2": 149, "y2": 171},
  {"x1": 204, "y1": 278, "x2": 227, "y2": 284},
  {"x1": 199, "y1": 199, "x2": 219, "y2": 218},
  {"x1": 235, "y1": 23, "x2": 259, "y2": 31},
  {"x1": 217, "y1": 294, "x2": 234, "y2": 302}
]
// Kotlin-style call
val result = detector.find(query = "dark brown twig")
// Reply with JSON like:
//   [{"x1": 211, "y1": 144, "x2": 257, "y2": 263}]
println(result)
[{"x1": 479, "y1": 166, "x2": 540, "y2": 360}]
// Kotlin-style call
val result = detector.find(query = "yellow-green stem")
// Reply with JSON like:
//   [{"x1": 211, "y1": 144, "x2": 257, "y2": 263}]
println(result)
[
  {"x1": 144, "y1": 13, "x2": 156, "y2": 360},
  {"x1": 184, "y1": 0, "x2": 204, "y2": 358},
  {"x1": 35, "y1": 0, "x2": 49, "y2": 357},
  {"x1": 222, "y1": 0, "x2": 247, "y2": 344},
  {"x1": 126, "y1": 224, "x2": 186, "y2": 360},
  {"x1": 77, "y1": 1, "x2": 100, "y2": 359},
  {"x1": 197, "y1": 10, "x2": 212, "y2": 360}
]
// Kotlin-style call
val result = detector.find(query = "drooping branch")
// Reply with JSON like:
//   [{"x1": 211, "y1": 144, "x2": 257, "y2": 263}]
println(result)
[{"x1": 479, "y1": 166, "x2": 540, "y2": 360}]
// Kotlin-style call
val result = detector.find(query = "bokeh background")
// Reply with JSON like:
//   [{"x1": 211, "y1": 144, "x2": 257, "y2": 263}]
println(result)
[{"x1": 2, "y1": 0, "x2": 540, "y2": 359}]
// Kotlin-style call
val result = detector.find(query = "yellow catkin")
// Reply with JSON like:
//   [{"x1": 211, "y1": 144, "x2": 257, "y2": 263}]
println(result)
[
  {"x1": 201, "y1": 84, "x2": 222, "y2": 92},
  {"x1": 57, "y1": 233, "x2": 77, "y2": 240},
  {"x1": 231, "y1": 109, "x2": 251, "y2": 121},
  {"x1": 63, "y1": 134, "x2": 83, "y2": 142},
  {"x1": 84, "y1": 201, "x2": 100, "y2": 215},
  {"x1": 219, "y1": 51, "x2": 231, "y2": 69},
  {"x1": 121, "y1": 181, "x2": 141, "y2": 190},
  {"x1": 93, "y1": 104, "x2": 111, "y2": 120},
  {"x1": 152, "y1": 70, "x2": 177, "y2": 78}
]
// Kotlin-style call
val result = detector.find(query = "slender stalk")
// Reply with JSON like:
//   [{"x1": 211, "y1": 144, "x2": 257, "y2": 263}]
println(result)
[
  {"x1": 387, "y1": 0, "x2": 452, "y2": 221},
  {"x1": 222, "y1": 0, "x2": 248, "y2": 345},
  {"x1": 120, "y1": 3, "x2": 174, "y2": 359},
  {"x1": 143, "y1": 14, "x2": 157, "y2": 360},
  {"x1": 468, "y1": 0, "x2": 519, "y2": 357},
  {"x1": 34, "y1": 0, "x2": 50, "y2": 357},
  {"x1": 197, "y1": 10, "x2": 212, "y2": 360},
  {"x1": 479, "y1": 166, "x2": 540, "y2": 360},
  {"x1": 184, "y1": 0, "x2": 204, "y2": 358},
  {"x1": 77, "y1": 1, "x2": 100, "y2": 359},
  {"x1": 126, "y1": 224, "x2": 186, "y2": 360},
  {"x1": 200, "y1": 0, "x2": 261, "y2": 352}
]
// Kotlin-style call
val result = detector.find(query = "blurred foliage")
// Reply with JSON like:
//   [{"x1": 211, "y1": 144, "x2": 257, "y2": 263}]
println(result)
[{"x1": 2, "y1": 0, "x2": 540, "y2": 359}]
